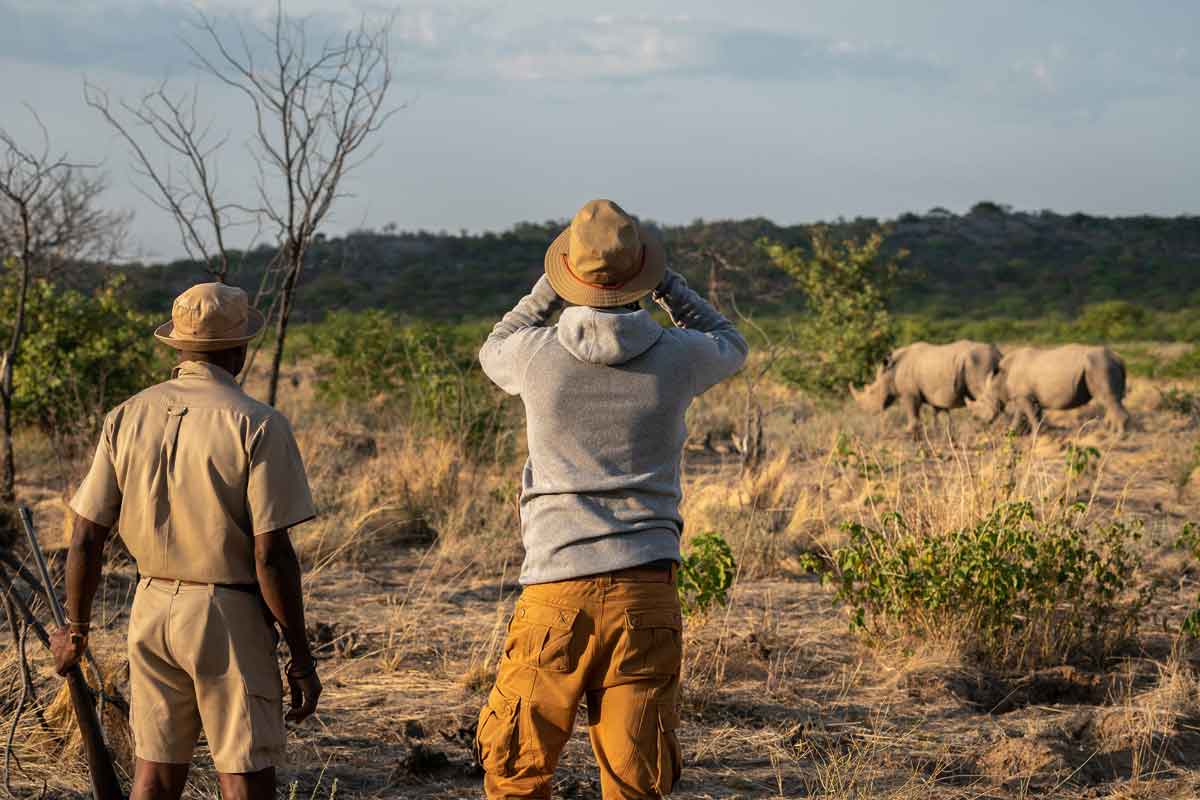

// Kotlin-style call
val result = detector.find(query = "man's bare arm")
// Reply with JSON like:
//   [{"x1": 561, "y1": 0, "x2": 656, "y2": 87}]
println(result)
[
  {"x1": 51, "y1": 514, "x2": 112, "y2": 674},
  {"x1": 255, "y1": 529, "x2": 321, "y2": 721},
  {"x1": 65, "y1": 514, "x2": 111, "y2": 623}
]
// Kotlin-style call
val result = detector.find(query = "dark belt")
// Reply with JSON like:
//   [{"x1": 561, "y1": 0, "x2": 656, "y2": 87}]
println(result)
[{"x1": 142, "y1": 576, "x2": 259, "y2": 595}]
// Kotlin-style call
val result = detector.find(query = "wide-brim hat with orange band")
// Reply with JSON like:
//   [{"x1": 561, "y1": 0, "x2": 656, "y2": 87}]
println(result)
[
  {"x1": 154, "y1": 282, "x2": 266, "y2": 351},
  {"x1": 545, "y1": 199, "x2": 667, "y2": 307}
]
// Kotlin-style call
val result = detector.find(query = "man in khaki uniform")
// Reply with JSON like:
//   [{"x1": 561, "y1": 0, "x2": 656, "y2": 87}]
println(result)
[
  {"x1": 50, "y1": 283, "x2": 322, "y2": 800},
  {"x1": 475, "y1": 200, "x2": 747, "y2": 798}
]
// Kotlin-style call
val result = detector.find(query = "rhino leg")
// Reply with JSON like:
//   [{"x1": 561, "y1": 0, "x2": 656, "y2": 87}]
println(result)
[
  {"x1": 1104, "y1": 400, "x2": 1131, "y2": 436},
  {"x1": 934, "y1": 407, "x2": 954, "y2": 440},
  {"x1": 1011, "y1": 396, "x2": 1042, "y2": 436},
  {"x1": 1085, "y1": 361, "x2": 1131, "y2": 436},
  {"x1": 901, "y1": 394, "x2": 922, "y2": 439}
]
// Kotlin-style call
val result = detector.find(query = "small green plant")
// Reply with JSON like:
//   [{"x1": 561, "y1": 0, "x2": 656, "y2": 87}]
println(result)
[
  {"x1": 1177, "y1": 521, "x2": 1200, "y2": 556},
  {"x1": 678, "y1": 532, "x2": 737, "y2": 616},
  {"x1": 1064, "y1": 443, "x2": 1101, "y2": 478},
  {"x1": 1174, "y1": 522, "x2": 1200, "y2": 639},
  {"x1": 807, "y1": 502, "x2": 1154, "y2": 670}
]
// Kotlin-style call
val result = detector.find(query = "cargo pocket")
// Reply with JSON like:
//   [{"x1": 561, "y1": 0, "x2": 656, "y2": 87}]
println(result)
[
  {"x1": 655, "y1": 704, "x2": 682, "y2": 795},
  {"x1": 617, "y1": 607, "x2": 683, "y2": 677},
  {"x1": 475, "y1": 687, "x2": 521, "y2": 775},
  {"x1": 503, "y1": 600, "x2": 580, "y2": 672}
]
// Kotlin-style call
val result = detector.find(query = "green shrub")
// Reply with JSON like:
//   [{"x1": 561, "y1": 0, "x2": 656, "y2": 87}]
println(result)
[
  {"x1": 678, "y1": 532, "x2": 737, "y2": 616},
  {"x1": 1072, "y1": 300, "x2": 1149, "y2": 342},
  {"x1": 303, "y1": 309, "x2": 407, "y2": 403},
  {"x1": 761, "y1": 227, "x2": 904, "y2": 395},
  {"x1": 1, "y1": 276, "x2": 163, "y2": 445},
  {"x1": 303, "y1": 311, "x2": 509, "y2": 456},
  {"x1": 802, "y1": 502, "x2": 1154, "y2": 670}
]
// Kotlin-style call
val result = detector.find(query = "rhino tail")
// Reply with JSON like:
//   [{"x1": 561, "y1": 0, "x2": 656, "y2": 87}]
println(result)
[{"x1": 1113, "y1": 356, "x2": 1127, "y2": 400}]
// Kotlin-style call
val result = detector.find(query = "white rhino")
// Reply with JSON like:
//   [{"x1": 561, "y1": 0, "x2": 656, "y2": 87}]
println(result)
[
  {"x1": 849, "y1": 340, "x2": 1003, "y2": 436},
  {"x1": 967, "y1": 344, "x2": 1130, "y2": 435}
]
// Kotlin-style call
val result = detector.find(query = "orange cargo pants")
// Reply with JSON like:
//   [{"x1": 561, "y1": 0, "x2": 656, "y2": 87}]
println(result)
[{"x1": 475, "y1": 565, "x2": 683, "y2": 799}]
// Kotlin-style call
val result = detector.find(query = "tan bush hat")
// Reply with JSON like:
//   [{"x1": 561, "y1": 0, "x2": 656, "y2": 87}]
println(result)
[
  {"x1": 545, "y1": 199, "x2": 667, "y2": 307},
  {"x1": 154, "y1": 282, "x2": 266, "y2": 351}
]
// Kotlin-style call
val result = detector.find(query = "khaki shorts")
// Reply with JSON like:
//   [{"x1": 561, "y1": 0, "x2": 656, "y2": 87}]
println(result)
[{"x1": 128, "y1": 577, "x2": 285, "y2": 773}]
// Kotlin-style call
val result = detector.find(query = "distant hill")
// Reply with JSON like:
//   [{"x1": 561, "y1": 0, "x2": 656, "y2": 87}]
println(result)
[{"x1": 110, "y1": 204, "x2": 1200, "y2": 323}]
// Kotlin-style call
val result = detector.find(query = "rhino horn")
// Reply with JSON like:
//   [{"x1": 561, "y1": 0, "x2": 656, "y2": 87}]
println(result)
[{"x1": 848, "y1": 381, "x2": 860, "y2": 399}]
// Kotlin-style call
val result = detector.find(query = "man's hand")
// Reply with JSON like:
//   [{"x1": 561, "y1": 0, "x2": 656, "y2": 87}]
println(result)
[
  {"x1": 50, "y1": 626, "x2": 87, "y2": 676},
  {"x1": 285, "y1": 662, "x2": 322, "y2": 723},
  {"x1": 652, "y1": 268, "x2": 680, "y2": 300}
]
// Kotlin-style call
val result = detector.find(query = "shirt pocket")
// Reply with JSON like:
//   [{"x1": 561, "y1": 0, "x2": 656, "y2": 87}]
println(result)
[
  {"x1": 617, "y1": 606, "x2": 683, "y2": 677},
  {"x1": 503, "y1": 599, "x2": 580, "y2": 673}
]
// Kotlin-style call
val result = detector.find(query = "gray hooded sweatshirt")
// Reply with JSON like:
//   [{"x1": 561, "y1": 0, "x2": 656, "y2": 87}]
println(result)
[{"x1": 480, "y1": 270, "x2": 748, "y2": 584}]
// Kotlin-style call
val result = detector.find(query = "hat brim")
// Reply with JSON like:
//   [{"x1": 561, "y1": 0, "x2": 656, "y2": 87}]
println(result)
[
  {"x1": 544, "y1": 222, "x2": 667, "y2": 307},
  {"x1": 153, "y1": 307, "x2": 267, "y2": 352}
]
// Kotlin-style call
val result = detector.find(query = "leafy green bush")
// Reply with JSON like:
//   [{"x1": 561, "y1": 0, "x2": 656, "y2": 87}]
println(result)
[
  {"x1": 803, "y1": 502, "x2": 1154, "y2": 670},
  {"x1": 302, "y1": 311, "x2": 508, "y2": 455},
  {"x1": 1, "y1": 276, "x2": 163, "y2": 444},
  {"x1": 761, "y1": 227, "x2": 904, "y2": 395},
  {"x1": 1072, "y1": 300, "x2": 1149, "y2": 342},
  {"x1": 678, "y1": 532, "x2": 737, "y2": 616}
]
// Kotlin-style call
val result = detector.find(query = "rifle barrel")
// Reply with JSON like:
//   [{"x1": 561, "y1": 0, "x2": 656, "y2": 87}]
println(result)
[
  {"x1": 17, "y1": 506, "x2": 124, "y2": 800},
  {"x1": 18, "y1": 506, "x2": 66, "y2": 628}
]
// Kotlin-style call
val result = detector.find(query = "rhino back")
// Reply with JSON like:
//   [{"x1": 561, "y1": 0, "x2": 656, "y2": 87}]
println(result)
[
  {"x1": 1018, "y1": 345, "x2": 1094, "y2": 409},
  {"x1": 895, "y1": 341, "x2": 971, "y2": 409}
]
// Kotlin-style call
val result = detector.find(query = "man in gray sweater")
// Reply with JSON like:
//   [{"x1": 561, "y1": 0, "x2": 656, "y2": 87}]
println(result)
[{"x1": 474, "y1": 199, "x2": 747, "y2": 799}]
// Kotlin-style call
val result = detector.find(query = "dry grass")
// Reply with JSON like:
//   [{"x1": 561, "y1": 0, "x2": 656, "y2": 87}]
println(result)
[{"x1": 1, "y1": 352, "x2": 1198, "y2": 798}]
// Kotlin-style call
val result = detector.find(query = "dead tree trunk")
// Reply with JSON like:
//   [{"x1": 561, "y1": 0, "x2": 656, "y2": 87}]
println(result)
[{"x1": 266, "y1": 248, "x2": 303, "y2": 407}]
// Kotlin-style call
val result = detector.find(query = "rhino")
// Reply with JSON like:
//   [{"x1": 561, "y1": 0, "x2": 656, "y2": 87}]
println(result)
[
  {"x1": 849, "y1": 340, "x2": 1003, "y2": 436},
  {"x1": 967, "y1": 344, "x2": 1130, "y2": 435}
]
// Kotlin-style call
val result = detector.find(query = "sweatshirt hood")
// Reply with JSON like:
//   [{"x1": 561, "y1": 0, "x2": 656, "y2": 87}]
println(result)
[{"x1": 556, "y1": 307, "x2": 664, "y2": 366}]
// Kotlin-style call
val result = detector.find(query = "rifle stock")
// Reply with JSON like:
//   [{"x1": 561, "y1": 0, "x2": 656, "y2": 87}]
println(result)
[{"x1": 18, "y1": 507, "x2": 124, "y2": 800}]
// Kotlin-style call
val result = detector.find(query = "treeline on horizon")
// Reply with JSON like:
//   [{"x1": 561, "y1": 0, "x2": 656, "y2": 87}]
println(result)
[{"x1": 104, "y1": 202, "x2": 1200, "y2": 341}]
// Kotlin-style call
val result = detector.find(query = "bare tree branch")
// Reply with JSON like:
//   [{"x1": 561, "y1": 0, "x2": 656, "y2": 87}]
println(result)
[
  {"x1": 84, "y1": 79, "x2": 254, "y2": 282},
  {"x1": 183, "y1": 2, "x2": 396, "y2": 404}
]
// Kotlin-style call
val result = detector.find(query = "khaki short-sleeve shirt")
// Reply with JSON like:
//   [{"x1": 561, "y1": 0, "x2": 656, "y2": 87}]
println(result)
[{"x1": 70, "y1": 361, "x2": 316, "y2": 584}]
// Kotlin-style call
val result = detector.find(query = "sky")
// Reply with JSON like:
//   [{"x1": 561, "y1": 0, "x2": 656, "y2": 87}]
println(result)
[{"x1": 1, "y1": 0, "x2": 1197, "y2": 260}]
